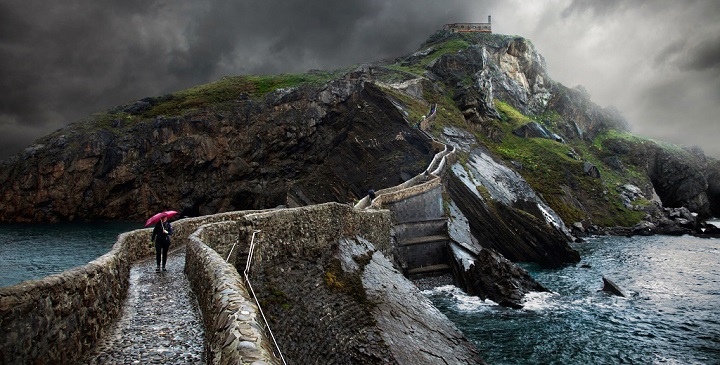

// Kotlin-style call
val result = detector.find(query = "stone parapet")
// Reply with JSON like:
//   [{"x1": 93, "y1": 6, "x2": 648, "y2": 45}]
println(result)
[
  {"x1": 0, "y1": 210, "x2": 254, "y2": 365},
  {"x1": 0, "y1": 228, "x2": 150, "y2": 365},
  {"x1": 372, "y1": 177, "x2": 442, "y2": 211},
  {"x1": 242, "y1": 202, "x2": 393, "y2": 260},
  {"x1": 186, "y1": 223, "x2": 280, "y2": 365}
]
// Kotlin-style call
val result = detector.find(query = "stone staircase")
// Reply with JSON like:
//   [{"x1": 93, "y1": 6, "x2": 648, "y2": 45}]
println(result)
[
  {"x1": 393, "y1": 218, "x2": 452, "y2": 277},
  {"x1": 356, "y1": 103, "x2": 456, "y2": 278}
]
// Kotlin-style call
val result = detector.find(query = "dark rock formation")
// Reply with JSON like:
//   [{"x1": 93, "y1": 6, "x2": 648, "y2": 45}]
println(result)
[
  {"x1": 512, "y1": 121, "x2": 552, "y2": 139},
  {"x1": 449, "y1": 242, "x2": 547, "y2": 309},
  {"x1": 648, "y1": 148, "x2": 710, "y2": 219},
  {"x1": 601, "y1": 276, "x2": 626, "y2": 297},
  {"x1": 446, "y1": 169, "x2": 579, "y2": 267},
  {"x1": 428, "y1": 45, "x2": 500, "y2": 123},
  {"x1": 600, "y1": 136, "x2": 714, "y2": 220},
  {"x1": 583, "y1": 162, "x2": 601, "y2": 178},
  {"x1": 704, "y1": 159, "x2": 720, "y2": 217},
  {"x1": 0, "y1": 78, "x2": 434, "y2": 222}
]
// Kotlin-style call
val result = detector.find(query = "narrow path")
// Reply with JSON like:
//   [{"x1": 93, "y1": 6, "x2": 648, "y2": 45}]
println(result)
[{"x1": 81, "y1": 246, "x2": 205, "y2": 364}]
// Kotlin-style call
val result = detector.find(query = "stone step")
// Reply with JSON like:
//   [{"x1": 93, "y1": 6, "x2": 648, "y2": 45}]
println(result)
[
  {"x1": 396, "y1": 217, "x2": 448, "y2": 225},
  {"x1": 407, "y1": 264, "x2": 452, "y2": 276},
  {"x1": 398, "y1": 234, "x2": 449, "y2": 246},
  {"x1": 394, "y1": 219, "x2": 447, "y2": 240}
]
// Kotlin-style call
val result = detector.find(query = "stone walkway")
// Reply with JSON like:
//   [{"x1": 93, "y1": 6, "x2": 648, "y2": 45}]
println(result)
[{"x1": 81, "y1": 246, "x2": 206, "y2": 364}]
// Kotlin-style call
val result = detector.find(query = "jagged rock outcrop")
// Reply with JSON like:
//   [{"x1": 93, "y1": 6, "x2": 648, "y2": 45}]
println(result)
[
  {"x1": 443, "y1": 138, "x2": 580, "y2": 266},
  {"x1": 512, "y1": 121, "x2": 564, "y2": 142},
  {"x1": 598, "y1": 135, "x2": 713, "y2": 219},
  {"x1": 546, "y1": 85, "x2": 630, "y2": 141},
  {"x1": 447, "y1": 172, "x2": 579, "y2": 267},
  {"x1": 483, "y1": 36, "x2": 552, "y2": 116},
  {"x1": 449, "y1": 241, "x2": 547, "y2": 309},
  {"x1": 706, "y1": 159, "x2": 720, "y2": 217},
  {"x1": 601, "y1": 276, "x2": 626, "y2": 297}
]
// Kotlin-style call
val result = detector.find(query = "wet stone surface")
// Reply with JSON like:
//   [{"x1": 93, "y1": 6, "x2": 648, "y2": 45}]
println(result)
[{"x1": 82, "y1": 246, "x2": 206, "y2": 364}]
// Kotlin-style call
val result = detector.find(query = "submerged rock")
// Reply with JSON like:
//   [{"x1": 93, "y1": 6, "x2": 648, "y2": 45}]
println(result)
[{"x1": 601, "y1": 276, "x2": 626, "y2": 297}]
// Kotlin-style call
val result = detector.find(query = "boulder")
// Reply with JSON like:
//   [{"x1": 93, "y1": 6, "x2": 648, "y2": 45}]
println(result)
[
  {"x1": 631, "y1": 221, "x2": 656, "y2": 236},
  {"x1": 512, "y1": 122, "x2": 552, "y2": 139},
  {"x1": 583, "y1": 162, "x2": 601, "y2": 178}
]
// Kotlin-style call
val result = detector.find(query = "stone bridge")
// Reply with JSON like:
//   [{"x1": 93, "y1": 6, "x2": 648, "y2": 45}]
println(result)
[{"x1": 1, "y1": 104, "x2": 492, "y2": 364}]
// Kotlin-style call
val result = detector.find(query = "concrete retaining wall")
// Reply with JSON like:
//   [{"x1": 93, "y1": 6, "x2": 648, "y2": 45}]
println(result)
[
  {"x1": 397, "y1": 240, "x2": 450, "y2": 268},
  {"x1": 383, "y1": 184, "x2": 444, "y2": 223},
  {"x1": 393, "y1": 219, "x2": 447, "y2": 238}
]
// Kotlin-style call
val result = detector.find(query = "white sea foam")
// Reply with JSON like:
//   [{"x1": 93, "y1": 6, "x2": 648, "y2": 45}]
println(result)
[
  {"x1": 423, "y1": 285, "x2": 498, "y2": 311},
  {"x1": 520, "y1": 291, "x2": 560, "y2": 311}
]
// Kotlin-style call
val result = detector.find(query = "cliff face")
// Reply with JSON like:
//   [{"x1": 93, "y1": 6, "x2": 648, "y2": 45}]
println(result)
[
  {"x1": 412, "y1": 31, "x2": 717, "y2": 225},
  {"x1": 0, "y1": 76, "x2": 434, "y2": 222}
]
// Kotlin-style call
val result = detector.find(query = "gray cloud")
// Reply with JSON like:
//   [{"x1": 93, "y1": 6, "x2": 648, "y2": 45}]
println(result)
[{"x1": 1, "y1": 0, "x2": 719, "y2": 160}]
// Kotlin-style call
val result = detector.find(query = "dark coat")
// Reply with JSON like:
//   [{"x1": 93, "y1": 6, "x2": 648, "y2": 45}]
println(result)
[{"x1": 151, "y1": 221, "x2": 173, "y2": 245}]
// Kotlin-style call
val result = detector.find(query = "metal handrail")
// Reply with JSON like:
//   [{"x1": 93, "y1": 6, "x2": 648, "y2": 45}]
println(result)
[{"x1": 243, "y1": 230, "x2": 287, "y2": 365}]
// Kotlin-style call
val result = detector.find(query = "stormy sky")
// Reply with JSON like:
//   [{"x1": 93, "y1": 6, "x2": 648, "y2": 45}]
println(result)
[{"x1": 1, "y1": 0, "x2": 719, "y2": 160}]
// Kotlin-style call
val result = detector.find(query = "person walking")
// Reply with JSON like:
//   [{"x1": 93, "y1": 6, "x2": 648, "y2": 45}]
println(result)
[{"x1": 151, "y1": 216, "x2": 173, "y2": 272}]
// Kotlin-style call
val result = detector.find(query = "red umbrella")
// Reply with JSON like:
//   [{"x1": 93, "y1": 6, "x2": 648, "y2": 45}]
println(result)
[{"x1": 145, "y1": 210, "x2": 178, "y2": 227}]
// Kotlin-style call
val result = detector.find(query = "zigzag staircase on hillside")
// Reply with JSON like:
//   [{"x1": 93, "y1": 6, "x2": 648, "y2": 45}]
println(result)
[{"x1": 356, "y1": 104, "x2": 457, "y2": 277}]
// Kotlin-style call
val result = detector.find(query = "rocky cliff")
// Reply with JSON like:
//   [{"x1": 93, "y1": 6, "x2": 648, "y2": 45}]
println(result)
[
  {"x1": 0, "y1": 75, "x2": 434, "y2": 222},
  {"x1": 406, "y1": 32, "x2": 718, "y2": 229}
]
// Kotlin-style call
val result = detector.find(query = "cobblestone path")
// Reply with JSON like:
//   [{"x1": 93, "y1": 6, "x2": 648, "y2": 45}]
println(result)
[{"x1": 82, "y1": 246, "x2": 206, "y2": 364}]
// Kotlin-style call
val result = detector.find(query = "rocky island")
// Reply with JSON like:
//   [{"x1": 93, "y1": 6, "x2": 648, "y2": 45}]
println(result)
[{"x1": 2, "y1": 29, "x2": 719, "y2": 364}]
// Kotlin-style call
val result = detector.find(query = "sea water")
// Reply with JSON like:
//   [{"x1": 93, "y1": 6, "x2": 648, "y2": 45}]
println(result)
[
  {"x1": 423, "y1": 233, "x2": 720, "y2": 364},
  {"x1": 0, "y1": 222, "x2": 139, "y2": 287}
]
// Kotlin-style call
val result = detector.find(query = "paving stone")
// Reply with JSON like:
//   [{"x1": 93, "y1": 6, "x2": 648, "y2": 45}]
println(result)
[{"x1": 81, "y1": 246, "x2": 205, "y2": 364}]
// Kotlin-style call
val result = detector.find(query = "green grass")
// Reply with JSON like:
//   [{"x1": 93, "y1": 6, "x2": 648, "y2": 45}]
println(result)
[
  {"x1": 479, "y1": 101, "x2": 647, "y2": 226},
  {"x1": 388, "y1": 39, "x2": 471, "y2": 76},
  {"x1": 495, "y1": 100, "x2": 531, "y2": 128},
  {"x1": 142, "y1": 71, "x2": 342, "y2": 118}
]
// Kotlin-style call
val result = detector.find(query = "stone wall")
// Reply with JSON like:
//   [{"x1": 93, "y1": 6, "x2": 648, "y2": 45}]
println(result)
[
  {"x1": 0, "y1": 210, "x2": 254, "y2": 365},
  {"x1": 242, "y1": 202, "x2": 393, "y2": 260},
  {"x1": 383, "y1": 184, "x2": 443, "y2": 223},
  {"x1": 0, "y1": 228, "x2": 151, "y2": 365},
  {"x1": 185, "y1": 222, "x2": 280, "y2": 365}
]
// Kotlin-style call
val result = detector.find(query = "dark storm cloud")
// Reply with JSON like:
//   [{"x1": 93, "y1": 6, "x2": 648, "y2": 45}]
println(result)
[
  {"x1": 527, "y1": 0, "x2": 720, "y2": 158},
  {"x1": 0, "y1": 0, "x2": 474, "y2": 160},
  {"x1": 0, "y1": 0, "x2": 200, "y2": 156},
  {"x1": 2, "y1": 0, "x2": 719, "y2": 160}
]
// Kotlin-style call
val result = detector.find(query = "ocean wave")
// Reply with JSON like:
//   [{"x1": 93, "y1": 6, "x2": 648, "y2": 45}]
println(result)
[{"x1": 422, "y1": 285, "x2": 498, "y2": 311}]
